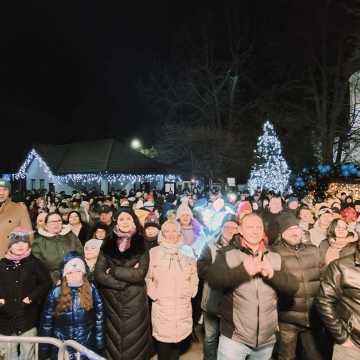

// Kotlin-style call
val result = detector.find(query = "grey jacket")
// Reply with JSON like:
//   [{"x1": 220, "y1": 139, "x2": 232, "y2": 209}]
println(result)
[{"x1": 205, "y1": 238, "x2": 299, "y2": 348}]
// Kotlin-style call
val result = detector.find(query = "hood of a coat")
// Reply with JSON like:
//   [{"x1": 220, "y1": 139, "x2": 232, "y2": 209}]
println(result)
[{"x1": 38, "y1": 224, "x2": 72, "y2": 238}]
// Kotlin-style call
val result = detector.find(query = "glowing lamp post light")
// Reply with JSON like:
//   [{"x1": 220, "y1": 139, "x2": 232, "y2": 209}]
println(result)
[{"x1": 130, "y1": 138, "x2": 142, "y2": 150}]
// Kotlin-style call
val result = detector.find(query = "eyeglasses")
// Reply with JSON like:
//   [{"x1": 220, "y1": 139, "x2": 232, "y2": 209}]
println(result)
[{"x1": 47, "y1": 220, "x2": 62, "y2": 224}]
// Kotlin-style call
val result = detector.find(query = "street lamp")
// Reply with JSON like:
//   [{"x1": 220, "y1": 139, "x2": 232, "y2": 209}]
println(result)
[{"x1": 130, "y1": 138, "x2": 142, "y2": 150}]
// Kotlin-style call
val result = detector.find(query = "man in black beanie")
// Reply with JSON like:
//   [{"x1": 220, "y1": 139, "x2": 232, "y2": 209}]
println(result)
[{"x1": 271, "y1": 212, "x2": 325, "y2": 360}]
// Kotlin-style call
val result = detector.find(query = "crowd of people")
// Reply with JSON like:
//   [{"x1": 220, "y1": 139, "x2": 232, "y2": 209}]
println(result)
[{"x1": 1, "y1": 177, "x2": 360, "y2": 359}]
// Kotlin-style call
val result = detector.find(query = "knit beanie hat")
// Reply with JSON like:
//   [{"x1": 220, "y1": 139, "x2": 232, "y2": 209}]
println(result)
[
  {"x1": 120, "y1": 198, "x2": 130, "y2": 207},
  {"x1": 62, "y1": 252, "x2": 86, "y2": 278},
  {"x1": 92, "y1": 222, "x2": 109, "y2": 234},
  {"x1": 341, "y1": 207, "x2": 358, "y2": 224},
  {"x1": 0, "y1": 179, "x2": 11, "y2": 192},
  {"x1": 236, "y1": 201, "x2": 252, "y2": 218},
  {"x1": 8, "y1": 227, "x2": 33, "y2": 248},
  {"x1": 84, "y1": 239, "x2": 103, "y2": 252},
  {"x1": 317, "y1": 207, "x2": 333, "y2": 218},
  {"x1": 278, "y1": 212, "x2": 300, "y2": 235},
  {"x1": 176, "y1": 203, "x2": 193, "y2": 219},
  {"x1": 144, "y1": 212, "x2": 161, "y2": 230},
  {"x1": 286, "y1": 196, "x2": 299, "y2": 206}
]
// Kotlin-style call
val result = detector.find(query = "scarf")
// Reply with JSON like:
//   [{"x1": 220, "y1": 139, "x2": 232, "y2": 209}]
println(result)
[
  {"x1": 5, "y1": 248, "x2": 31, "y2": 261},
  {"x1": 325, "y1": 236, "x2": 357, "y2": 265},
  {"x1": 85, "y1": 259, "x2": 97, "y2": 272},
  {"x1": 161, "y1": 241, "x2": 183, "y2": 270},
  {"x1": 67, "y1": 279, "x2": 84, "y2": 288},
  {"x1": 241, "y1": 237, "x2": 267, "y2": 254},
  {"x1": 113, "y1": 225, "x2": 136, "y2": 253}
]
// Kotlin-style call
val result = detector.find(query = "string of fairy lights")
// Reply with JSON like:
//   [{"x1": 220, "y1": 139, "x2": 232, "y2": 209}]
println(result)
[
  {"x1": 14, "y1": 149, "x2": 180, "y2": 185},
  {"x1": 326, "y1": 182, "x2": 360, "y2": 200}
]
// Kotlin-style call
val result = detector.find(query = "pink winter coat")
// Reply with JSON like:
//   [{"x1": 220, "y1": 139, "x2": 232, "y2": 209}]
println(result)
[{"x1": 146, "y1": 243, "x2": 199, "y2": 343}]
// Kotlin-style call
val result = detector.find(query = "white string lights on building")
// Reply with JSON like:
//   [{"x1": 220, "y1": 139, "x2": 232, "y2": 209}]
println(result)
[
  {"x1": 15, "y1": 149, "x2": 58, "y2": 183},
  {"x1": 58, "y1": 173, "x2": 176, "y2": 184},
  {"x1": 14, "y1": 149, "x2": 181, "y2": 185}
]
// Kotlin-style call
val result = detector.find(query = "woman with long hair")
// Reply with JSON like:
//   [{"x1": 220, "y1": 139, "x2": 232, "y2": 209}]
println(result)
[
  {"x1": 95, "y1": 208, "x2": 151, "y2": 360},
  {"x1": 40, "y1": 252, "x2": 104, "y2": 360},
  {"x1": 319, "y1": 218, "x2": 358, "y2": 265},
  {"x1": 67, "y1": 210, "x2": 91, "y2": 246}
]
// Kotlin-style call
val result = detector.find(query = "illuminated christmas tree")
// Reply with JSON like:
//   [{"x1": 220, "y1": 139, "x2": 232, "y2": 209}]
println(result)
[{"x1": 248, "y1": 121, "x2": 291, "y2": 194}]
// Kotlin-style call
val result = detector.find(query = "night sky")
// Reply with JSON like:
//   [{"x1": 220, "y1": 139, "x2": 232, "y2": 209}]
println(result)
[{"x1": 0, "y1": 1, "x2": 357, "y2": 172}]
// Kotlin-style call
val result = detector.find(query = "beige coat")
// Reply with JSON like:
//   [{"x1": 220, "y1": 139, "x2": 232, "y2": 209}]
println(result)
[
  {"x1": 0, "y1": 199, "x2": 32, "y2": 258},
  {"x1": 146, "y1": 243, "x2": 198, "y2": 343}
]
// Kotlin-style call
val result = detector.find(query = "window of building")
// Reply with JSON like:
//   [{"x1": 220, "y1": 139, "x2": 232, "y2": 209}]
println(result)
[
  {"x1": 40, "y1": 179, "x2": 45, "y2": 190},
  {"x1": 31, "y1": 179, "x2": 36, "y2": 190}
]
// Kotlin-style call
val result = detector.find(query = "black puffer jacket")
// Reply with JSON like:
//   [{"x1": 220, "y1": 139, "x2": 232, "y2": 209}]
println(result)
[
  {"x1": 94, "y1": 233, "x2": 151, "y2": 360},
  {"x1": 262, "y1": 211, "x2": 282, "y2": 245},
  {"x1": 316, "y1": 244, "x2": 360, "y2": 347},
  {"x1": 0, "y1": 254, "x2": 52, "y2": 335},
  {"x1": 271, "y1": 241, "x2": 322, "y2": 327}
]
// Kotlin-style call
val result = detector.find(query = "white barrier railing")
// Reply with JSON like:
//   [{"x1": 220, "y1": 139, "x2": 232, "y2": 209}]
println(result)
[
  {"x1": 64, "y1": 340, "x2": 105, "y2": 360},
  {"x1": 0, "y1": 335, "x2": 106, "y2": 360}
]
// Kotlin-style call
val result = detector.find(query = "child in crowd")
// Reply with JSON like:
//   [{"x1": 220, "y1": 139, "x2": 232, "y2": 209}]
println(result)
[{"x1": 40, "y1": 252, "x2": 104, "y2": 360}]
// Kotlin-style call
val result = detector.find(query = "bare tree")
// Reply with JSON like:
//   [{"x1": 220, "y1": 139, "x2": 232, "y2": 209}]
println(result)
[
  {"x1": 288, "y1": 0, "x2": 360, "y2": 165},
  {"x1": 141, "y1": 8, "x2": 258, "y2": 180}
]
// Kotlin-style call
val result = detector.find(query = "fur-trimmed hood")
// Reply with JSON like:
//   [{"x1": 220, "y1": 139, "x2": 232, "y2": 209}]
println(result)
[
  {"x1": 102, "y1": 230, "x2": 146, "y2": 259},
  {"x1": 38, "y1": 224, "x2": 72, "y2": 238}
]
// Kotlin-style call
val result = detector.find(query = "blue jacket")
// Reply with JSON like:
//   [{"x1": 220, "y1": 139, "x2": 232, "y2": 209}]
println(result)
[{"x1": 40, "y1": 283, "x2": 104, "y2": 359}]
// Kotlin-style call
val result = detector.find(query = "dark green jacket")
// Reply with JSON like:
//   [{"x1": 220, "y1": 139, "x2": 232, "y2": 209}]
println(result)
[{"x1": 32, "y1": 226, "x2": 83, "y2": 285}]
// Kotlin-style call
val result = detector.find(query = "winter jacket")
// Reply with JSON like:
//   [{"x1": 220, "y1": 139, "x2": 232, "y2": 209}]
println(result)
[
  {"x1": 40, "y1": 283, "x2": 104, "y2": 360},
  {"x1": 32, "y1": 226, "x2": 84, "y2": 285},
  {"x1": 271, "y1": 241, "x2": 322, "y2": 327},
  {"x1": 319, "y1": 237, "x2": 357, "y2": 265},
  {"x1": 316, "y1": 244, "x2": 360, "y2": 348},
  {"x1": 206, "y1": 238, "x2": 299, "y2": 348},
  {"x1": 144, "y1": 236, "x2": 158, "y2": 251},
  {"x1": 146, "y1": 242, "x2": 198, "y2": 343},
  {"x1": 262, "y1": 210, "x2": 283, "y2": 245},
  {"x1": 94, "y1": 233, "x2": 151, "y2": 360},
  {"x1": 0, "y1": 199, "x2": 32, "y2": 258},
  {"x1": 75, "y1": 222, "x2": 92, "y2": 246},
  {"x1": 198, "y1": 236, "x2": 226, "y2": 315},
  {"x1": 0, "y1": 255, "x2": 51, "y2": 335}
]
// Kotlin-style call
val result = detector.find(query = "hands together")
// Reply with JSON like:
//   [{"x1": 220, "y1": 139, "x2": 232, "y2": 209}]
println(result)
[{"x1": 243, "y1": 252, "x2": 274, "y2": 279}]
